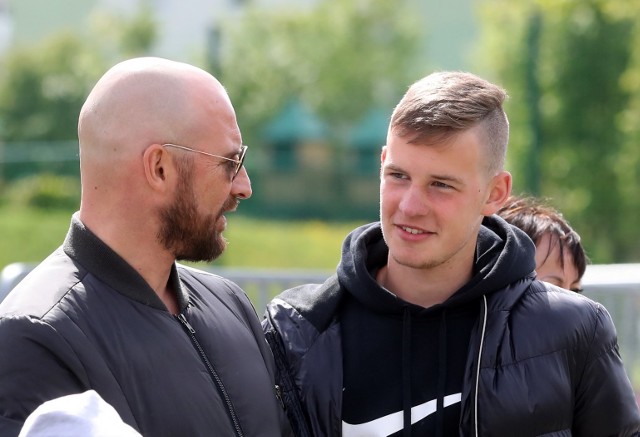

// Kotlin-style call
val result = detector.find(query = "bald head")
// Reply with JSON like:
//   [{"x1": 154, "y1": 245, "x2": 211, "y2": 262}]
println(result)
[
  {"x1": 76, "y1": 57, "x2": 243, "y2": 243},
  {"x1": 78, "y1": 57, "x2": 232, "y2": 163},
  {"x1": 74, "y1": 57, "x2": 248, "y2": 287},
  {"x1": 77, "y1": 57, "x2": 240, "y2": 210}
]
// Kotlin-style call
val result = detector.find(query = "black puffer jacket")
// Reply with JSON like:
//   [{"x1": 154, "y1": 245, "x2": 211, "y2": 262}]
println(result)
[
  {"x1": 264, "y1": 218, "x2": 640, "y2": 436},
  {"x1": 0, "y1": 215, "x2": 287, "y2": 437}
]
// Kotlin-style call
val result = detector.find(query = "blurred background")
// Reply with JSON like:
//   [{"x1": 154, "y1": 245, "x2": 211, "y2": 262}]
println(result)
[
  {"x1": 0, "y1": 0, "x2": 639, "y2": 400},
  {"x1": 1, "y1": 0, "x2": 639, "y2": 267}
]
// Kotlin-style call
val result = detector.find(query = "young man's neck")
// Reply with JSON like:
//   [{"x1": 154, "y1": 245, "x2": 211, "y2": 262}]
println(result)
[{"x1": 377, "y1": 260, "x2": 473, "y2": 308}]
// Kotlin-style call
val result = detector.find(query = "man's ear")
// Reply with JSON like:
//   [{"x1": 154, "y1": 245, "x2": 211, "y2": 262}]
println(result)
[
  {"x1": 379, "y1": 146, "x2": 387, "y2": 178},
  {"x1": 143, "y1": 144, "x2": 170, "y2": 192},
  {"x1": 482, "y1": 170, "x2": 512, "y2": 216}
]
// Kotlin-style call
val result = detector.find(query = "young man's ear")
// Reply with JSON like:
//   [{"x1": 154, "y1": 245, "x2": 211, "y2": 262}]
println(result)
[
  {"x1": 379, "y1": 146, "x2": 387, "y2": 177},
  {"x1": 143, "y1": 144, "x2": 170, "y2": 192},
  {"x1": 482, "y1": 170, "x2": 512, "y2": 216}
]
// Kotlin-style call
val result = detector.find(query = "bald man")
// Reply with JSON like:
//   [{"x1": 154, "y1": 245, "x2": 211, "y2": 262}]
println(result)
[{"x1": 0, "y1": 58, "x2": 288, "y2": 436}]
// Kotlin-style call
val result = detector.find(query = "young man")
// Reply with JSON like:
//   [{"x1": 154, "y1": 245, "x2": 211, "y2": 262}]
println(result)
[
  {"x1": 0, "y1": 57, "x2": 287, "y2": 436},
  {"x1": 264, "y1": 71, "x2": 640, "y2": 436},
  {"x1": 497, "y1": 195, "x2": 589, "y2": 292}
]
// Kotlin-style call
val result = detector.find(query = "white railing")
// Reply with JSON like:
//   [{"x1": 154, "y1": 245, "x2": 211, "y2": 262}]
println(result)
[
  {"x1": 581, "y1": 264, "x2": 640, "y2": 402},
  {"x1": 0, "y1": 262, "x2": 331, "y2": 310},
  {"x1": 2, "y1": 261, "x2": 639, "y2": 400}
]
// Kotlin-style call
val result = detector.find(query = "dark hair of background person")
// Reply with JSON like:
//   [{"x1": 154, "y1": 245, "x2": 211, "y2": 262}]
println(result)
[{"x1": 497, "y1": 195, "x2": 589, "y2": 283}]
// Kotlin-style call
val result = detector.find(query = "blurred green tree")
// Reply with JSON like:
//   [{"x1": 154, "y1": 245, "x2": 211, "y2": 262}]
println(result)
[
  {"x1": 477, "y1": 0, "x2": 640, "y2": 262},
  {"x1": 217, "y1": 0, "x2": 427, "y2": 149},
  {"x1": 0, "y1": 4, "x2": 158, "y2": 143},
  {"x1": 0, "y1": 32, "x2": 104, "y2": 141},
  {"x1": 90, "y1": 3, "x2": 158, "y2": 57}
]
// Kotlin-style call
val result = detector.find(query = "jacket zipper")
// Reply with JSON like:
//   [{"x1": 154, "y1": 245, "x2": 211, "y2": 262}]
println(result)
[{"x1": 176, "y1": 313, "x2": 244, "y2": 437}]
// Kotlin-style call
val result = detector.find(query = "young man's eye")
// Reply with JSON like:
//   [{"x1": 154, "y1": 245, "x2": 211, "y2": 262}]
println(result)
[
  {"x1": 433, "y1": 181, "x2": 452, "y2": 189},
  {"x1": 388, "y1": 172, "x2": 407, "y2": 180}
]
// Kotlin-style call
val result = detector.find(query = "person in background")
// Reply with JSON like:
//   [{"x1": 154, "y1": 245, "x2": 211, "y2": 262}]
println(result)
[
  {"x1": 263, "y1": 71, "x2": 640, "y2": 436},
  {"x1": 497, "y1": 195, "x2": 588, "y2": 292},
  {"x1": 0, "y1": 57, "x2": 288, "y2": 436}
]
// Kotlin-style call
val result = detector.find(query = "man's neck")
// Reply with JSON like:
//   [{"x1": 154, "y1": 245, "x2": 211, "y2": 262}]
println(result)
[
  {"x1": 377, "y1": 260, "x2": 473, "y2": 309},
  {"x1": 79, "y1": 210, "x2": 179, "y2": 314}
]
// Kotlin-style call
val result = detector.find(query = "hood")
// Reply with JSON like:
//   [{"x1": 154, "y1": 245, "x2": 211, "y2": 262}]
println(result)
[{"x1": 336, "y1": 215, "x2": 536, "y2": 314}]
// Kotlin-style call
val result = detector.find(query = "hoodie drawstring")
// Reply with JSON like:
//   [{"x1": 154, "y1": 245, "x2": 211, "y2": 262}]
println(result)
[
  {"x1": 402, "y1": 306, "x2": 412, "y2": 437},
  {"x1": 402, "y1": 306, "x2": 448, "y2": 437},
  {"x1": 436, "y1": 309, "x2": 448, "y2": 437},
  {"x1": 474, "y1": 296, "x2": 488, "y2": 437}
]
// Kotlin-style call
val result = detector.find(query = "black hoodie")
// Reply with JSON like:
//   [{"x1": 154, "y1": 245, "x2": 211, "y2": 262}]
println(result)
[
  {"x1": 264, "y1": 215, "x2": 640, "y2": 437},
  {"x1": 338, "y1": 216, "x2": 535, "y2": 436}
]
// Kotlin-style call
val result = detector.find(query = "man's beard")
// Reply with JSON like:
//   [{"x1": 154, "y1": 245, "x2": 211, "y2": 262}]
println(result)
[{"x1": 157, "y1": 161, "x2": 237, "y2": 262}]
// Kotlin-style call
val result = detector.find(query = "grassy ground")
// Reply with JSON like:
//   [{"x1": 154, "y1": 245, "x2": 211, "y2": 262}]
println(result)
[
  {"x1": 219, "y1": 215, "x2": 360, "y2": 269},
  {"x1": 0, "y1": 205, "x2": 73, "y2": 268},
  {"x1": 0, "y1": 205, "x2": 366, "y2": 271}
]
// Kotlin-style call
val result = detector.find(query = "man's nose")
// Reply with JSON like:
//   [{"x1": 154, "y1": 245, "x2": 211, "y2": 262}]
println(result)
[{"x1": 233, "y1": 166, "x2": 252, "y2": 199}]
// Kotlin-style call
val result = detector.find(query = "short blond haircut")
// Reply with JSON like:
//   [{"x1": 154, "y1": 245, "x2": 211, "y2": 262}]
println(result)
[{"x1": 390, "y1": 71, "x2": 509, "y2": 175}]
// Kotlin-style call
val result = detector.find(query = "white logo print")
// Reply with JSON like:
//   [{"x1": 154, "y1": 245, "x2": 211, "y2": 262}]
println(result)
[{"x1": 342, "y1": 393, "x2": 462, "y2": 437}]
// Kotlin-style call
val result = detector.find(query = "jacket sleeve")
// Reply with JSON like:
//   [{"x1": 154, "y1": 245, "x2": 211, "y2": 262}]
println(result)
[
  {"x1": 0, "y1": 316, "x2": 87, "y2": 437},
  {"x1": 572, "y1": 303, "x2": 640, "y2": 436},
  {"x1": 220, "y1": 280, "x2": 295, "y2": 437},
  {"x1": 263, "y1": 318, "x2": 312, "y2": 437}
]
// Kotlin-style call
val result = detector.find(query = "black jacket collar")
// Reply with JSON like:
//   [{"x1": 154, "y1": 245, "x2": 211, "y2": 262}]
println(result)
[{"x1": 63, "y1": 213, "x2": 189, "y2": 311}]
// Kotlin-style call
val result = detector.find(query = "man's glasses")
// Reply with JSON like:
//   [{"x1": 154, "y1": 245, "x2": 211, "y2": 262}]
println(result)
[{"x1": 163, "y1": 144, "x2": 247, "y2": 179}]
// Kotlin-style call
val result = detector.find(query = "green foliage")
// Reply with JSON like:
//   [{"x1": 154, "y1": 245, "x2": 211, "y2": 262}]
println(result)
[
  {"x1": 218, "y1": 0, "x2": 427, "y2": 149},
  {"x1": 477, "y1": 0, "x2": 640, "y2": 262},
  {"x1": 0, "y1": 4, "x2": 158, "y2": 144},
  {"x1": 540, "y1": 4, "x2": 634, "y2": 261},
  {"x1": 90, "y1": 3, "x2": 158, "y2": 57},
  {"x1": 0, "y1": 32, "x2": 105, "y2": 142},
  {"x1": 5, "y1": 173, "x2": 80, "y2": 210}
]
